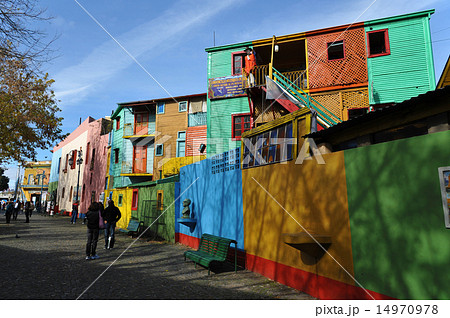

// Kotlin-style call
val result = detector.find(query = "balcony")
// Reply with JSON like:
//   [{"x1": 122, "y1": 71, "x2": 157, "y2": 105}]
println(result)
[
  {"x1": 242, "y1": 64, "x2": 307, "y2": 90},
  {"x1": 188, "y1": 112, "x2": 207, "y2": 127},
  {"x1": 123, "y1": 123, "x2": 155, "y2": 139},
  {"x1": 120, "y1": 160, "x2": 152, "y2": 176}
]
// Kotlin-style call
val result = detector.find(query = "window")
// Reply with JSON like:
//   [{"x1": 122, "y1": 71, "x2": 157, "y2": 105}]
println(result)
[
  {"x1": 157, "y1": 190, "x2": 164, "y2": 210},
  {"x1": 86, "y1": 142, "x2": 90, "y2": 162},
  {"x1": 232, "y1": 51, "x2": 246, "y2": 75},
  {"x1": 327, "y1": 40, "x2": 344, "y2": 60},
  {"x1": 367, "y1": 29, "x2": 390, "y2": 58},
  {"x1": 232, "y1": 113, "x2": 252, "y2": 140},
  {"x1": 176, "y1": 131, "x2": 186, "y2": 157},
  {"x1": 57, "y1": 158, "x2": 61, "y2": 172},
  {"x1": 91, "y1": 191, "x2": 96, "y2": 204},
  {"x1": 64, "y1": 154, "x2": 69, "y2": 172},
  {"x1": 62, "y1": 187, "x2": 65, "y2": 199},
  {"x1": 104, "y1": 177, "x2": 108, "y2": 190},
  {"x1": 155, "y1": 144, "x2": 164, "y2": 156},
  {"x1": 157, "y1": 102, "x2": 165, "y2": 114},
  {"x1": 131, "y1": 189, "x2": 138, "y2": 210},
  {"x1": 114, "y1": 148, "x2": 119, "y2": 164},
  {"x1": 90, "y1": 148, "x2": 95, "y2": 170},
  {"x1": 71, "y1": 150, "x2": 77, "y2": 169},
  {"x1": 28, "y1": 174, "x2": 34, "y2": 185},
  {"x1": 116, "y1": 117, "x2": 121, "y2": 130},
  {"x1": 69, "y1": 186, "x2": 73, "y2": 202},
  {"x1": 118, "y1": 194, "x2": 123, "y2": 206},
  {"x1": 90, "y1": 173, "x2": 93, "y2": 185},
  {"x1": 242, "y1": 122, "x2": 293, "y2": 169},
  {"x1": 438, "y1": 167, "x2": 450, "y2": 229},
  {"x1": 178, "y1": 101, "x2": 188, "y2": 112}
]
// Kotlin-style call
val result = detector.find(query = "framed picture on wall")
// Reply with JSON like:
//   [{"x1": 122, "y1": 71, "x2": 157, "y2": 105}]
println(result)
[{"x1": 438, "y1": 166, "x2": 450, "y2": 229}]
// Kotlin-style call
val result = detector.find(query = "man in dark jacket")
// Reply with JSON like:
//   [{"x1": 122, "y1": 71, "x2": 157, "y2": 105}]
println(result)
[
  {"x1": 85, "y1": 202, "x2": 100, "y2": 260},
  {"x1": 103, "y1": 200, "x2": 121, "y2": 249}
]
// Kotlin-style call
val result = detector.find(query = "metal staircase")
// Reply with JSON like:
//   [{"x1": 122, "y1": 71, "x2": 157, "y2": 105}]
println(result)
[{"x1": 272, "y1": 68, "x2": 341, "y2": 128}]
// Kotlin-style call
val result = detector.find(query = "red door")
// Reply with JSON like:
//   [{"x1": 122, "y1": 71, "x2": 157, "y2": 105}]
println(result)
[
  {"x1": 135, "y1": 112, "x2": 148, "y2": 135},
  {"x1": 133, "y1": 145, "x2": 147, "y2": 173}
]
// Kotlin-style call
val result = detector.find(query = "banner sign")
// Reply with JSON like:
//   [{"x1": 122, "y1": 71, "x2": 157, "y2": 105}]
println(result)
[{"x1": 208, "y1": 76, "x2": 246, "y2": 99}]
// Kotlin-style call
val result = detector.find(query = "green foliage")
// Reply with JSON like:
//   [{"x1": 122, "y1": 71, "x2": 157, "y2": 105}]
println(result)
[
  {"x1": 0, "y1": 167, "x2": 10, "y2": 191},
  {"x1": 0, "y1": 54, "x2": 65, "y2": 164}
]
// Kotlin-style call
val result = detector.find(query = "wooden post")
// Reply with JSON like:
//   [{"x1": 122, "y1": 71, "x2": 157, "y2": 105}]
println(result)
[{"x1": 269, "y1": 35, "x2": 276, "y2": 80}]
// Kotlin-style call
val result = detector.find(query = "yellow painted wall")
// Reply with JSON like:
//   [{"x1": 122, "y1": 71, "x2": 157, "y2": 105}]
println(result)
[
  {"x1": 242, "y1": 143, "x2": 355, "y2": 285},
  {"x1": 160, "y1": 155, "x2": 205, "y2": 178},
  {"x1": 104, "y1": 188, "x2": 132, "y2": 229}
]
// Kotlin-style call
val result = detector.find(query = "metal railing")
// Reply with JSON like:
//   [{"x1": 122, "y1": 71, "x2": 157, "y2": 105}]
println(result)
[
  {"x1": 242, "y1": 64, "x2": 307, "y2": 90},
  {"x1": 121, "y1": 160, "x2": 132, "y2": 174}
]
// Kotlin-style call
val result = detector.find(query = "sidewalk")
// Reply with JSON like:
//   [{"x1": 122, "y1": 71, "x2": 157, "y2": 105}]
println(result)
[{"x1": 0, "y1": 213, "x2": 314, "y2": 300}]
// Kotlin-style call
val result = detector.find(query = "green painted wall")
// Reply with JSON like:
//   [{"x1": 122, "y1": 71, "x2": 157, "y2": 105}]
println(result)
[
  {"x1": 206, "y1": 44, "x2": 252, "y2": 157},
  {"x1": 365, "y1": 12, "x2": 435, "y2": 104},
  {"x1": 345, "y1": 130, "x2": 450, "y2": 299},
  {"x1": 137, "y1": 181, "x2": 176, "y2": 242}
]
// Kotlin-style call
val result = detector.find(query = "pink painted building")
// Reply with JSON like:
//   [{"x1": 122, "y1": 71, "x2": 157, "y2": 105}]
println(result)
[{"x1": 79, "y1": 117, "x2": 111, "y2": 214}]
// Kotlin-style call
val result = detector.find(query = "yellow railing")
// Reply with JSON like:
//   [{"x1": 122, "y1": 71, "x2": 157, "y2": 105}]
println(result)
[{"x1": 243, "y1": 64, "x2": 307, "y2": 90}]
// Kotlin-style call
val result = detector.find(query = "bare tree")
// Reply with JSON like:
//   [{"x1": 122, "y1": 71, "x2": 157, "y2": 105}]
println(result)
[{"x1": 0, "y1": 0, "x2": 57, "y2": 69}]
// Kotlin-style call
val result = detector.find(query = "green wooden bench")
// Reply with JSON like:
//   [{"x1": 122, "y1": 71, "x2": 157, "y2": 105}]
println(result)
[
  {"x1": 184, "y1": 233, "x2": 237, "y2": 275},
  {"x1": 120, "y1": 219, "x2": 144, "y2": 237}
]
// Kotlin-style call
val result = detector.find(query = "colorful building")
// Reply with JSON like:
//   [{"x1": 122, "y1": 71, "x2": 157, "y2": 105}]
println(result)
[
  {"x1": 20, "y1": 161, "x2": 51, "y2": 204},
  {"x1": 205, "y1": 9, "x2": 436, "y2": 156}
]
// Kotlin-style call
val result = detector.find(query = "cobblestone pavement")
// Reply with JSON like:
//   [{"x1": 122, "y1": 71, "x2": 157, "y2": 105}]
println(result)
[{"x1": 0, "y1": 212, "x2": 315, "y2": 300}]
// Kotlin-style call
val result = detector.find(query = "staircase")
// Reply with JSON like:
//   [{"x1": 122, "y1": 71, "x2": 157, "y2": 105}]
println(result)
[{"x1": 272, "y1": 68, "x2": 341, "y2": 128}]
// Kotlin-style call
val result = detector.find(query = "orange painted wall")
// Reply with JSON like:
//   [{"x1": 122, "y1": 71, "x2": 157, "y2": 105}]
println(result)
[{"x1": 241, "y1": 151, "x2": 355, "y2": 286}]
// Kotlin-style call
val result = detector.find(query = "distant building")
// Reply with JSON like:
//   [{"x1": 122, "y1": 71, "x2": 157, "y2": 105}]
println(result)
[{"x1": 20, "y1": 161, "x2": 51, "y2": 204}]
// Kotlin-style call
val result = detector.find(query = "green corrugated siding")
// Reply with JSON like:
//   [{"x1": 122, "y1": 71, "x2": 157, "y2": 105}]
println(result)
[
  {"x1": 365, "y1": 15, "x2": 435, "y2": 104},
  {"x1": 206, "y1": 45, "x2": 251, "y2": 157},
  {"x1": 137, "y1": 182, "x2": 175, "y2": 242},
  {"x1": 207, "y1": 97, "x2": 250, "y2": 157}
]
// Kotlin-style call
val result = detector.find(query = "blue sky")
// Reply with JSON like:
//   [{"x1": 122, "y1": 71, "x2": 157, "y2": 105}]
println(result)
[{"x1": 3, "y1": 0, "x2": 450, "y2": 188}]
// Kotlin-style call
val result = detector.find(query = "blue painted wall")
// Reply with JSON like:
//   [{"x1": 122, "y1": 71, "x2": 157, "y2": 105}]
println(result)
[
  {"x1": 49, "y1": 148, "x2": 62, "y2": 183},
  {"x1": 177, "y1": 148, "x2": 244, "y2": 250}
]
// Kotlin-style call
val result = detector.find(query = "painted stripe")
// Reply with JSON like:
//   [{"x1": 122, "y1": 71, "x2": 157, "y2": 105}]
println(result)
[{"x1": 246, "y1": 253, "x2": 395, "y2": 300}]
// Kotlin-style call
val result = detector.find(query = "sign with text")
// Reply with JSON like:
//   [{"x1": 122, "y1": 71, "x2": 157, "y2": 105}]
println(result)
[{"x1": 208, "y1": 75, "x2": 246, "y2": 99}]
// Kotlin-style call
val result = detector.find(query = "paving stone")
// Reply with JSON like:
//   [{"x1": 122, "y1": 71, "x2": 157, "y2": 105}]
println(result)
[{"x1": 0, "y1": 212, "x2": 315, "y2": 300}]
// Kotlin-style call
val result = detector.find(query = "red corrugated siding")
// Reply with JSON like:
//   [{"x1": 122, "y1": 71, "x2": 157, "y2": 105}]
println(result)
[{"x1": 186, "y1": 126, "x2": 207, "y2": 156}]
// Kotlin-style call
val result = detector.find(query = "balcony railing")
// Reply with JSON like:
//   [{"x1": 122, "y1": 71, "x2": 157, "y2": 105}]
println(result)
[
  {"x1": 188, "y1": 112, "x2": 207, "y2": 127},
  {"x1": 121, "y1": 159, "x2": 151, "y2": 174},
  {"x1": 121, "y1": 160, "x2": 132, "y2": 174},
  {"x1": 242, "y1": 64, "x2": 307, "y2": 90},
  {"x1": 123, "y1": 123, "x2": 155, "y2": 137}
]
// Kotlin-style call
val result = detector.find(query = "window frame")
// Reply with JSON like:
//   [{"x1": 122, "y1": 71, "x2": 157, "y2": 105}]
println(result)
[
  {"x1": 70, "y1": 150, "x2": 77, "y2": 169},
  {"x1": 155, "y1": 144, "x2": 164, "y2": 156},
  {"x1": 176, "y1": 131, "x2": 186, "y2": 157},
  {"x1": 118, "y1": 194, "x2": 123, "y2": 207},
  {"x1": 156, "y1": 102, "x2": 165, "y2": 114},
  {"x1": 231, "y1": 113, "x2": 253, "y2": 141},
  {"x1": 231, "y1": 51, "x2": 246, "y2": 76},
  {"x1": 178, "y1": 101, "x2": 188, "y2": 112},
  {"x1": 157, "y1": 190, "x2": 164, "y2": 211},
  {"x1": 327, "y1": 40, "x2": 345, "y2": 61},
  {"x1": 116, "y1": 117, "x2": 121, "y2": 130},
  {"x1": 114, "y1": 148, "x2": 119, "y2": 164},
  {"x1": 131, "y1": 189, "x2": 139, "y2": 211},
  {"x1": 367, "y1": 29, "x2": 390, "y2": 58}
]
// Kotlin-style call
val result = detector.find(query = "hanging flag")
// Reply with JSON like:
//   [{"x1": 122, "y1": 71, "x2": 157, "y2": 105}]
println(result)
[{"x1": 265, "y1": 76, "x2": 304, "y2": 106}]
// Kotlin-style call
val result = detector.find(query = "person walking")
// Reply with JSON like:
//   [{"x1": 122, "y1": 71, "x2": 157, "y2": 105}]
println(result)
[
  {"x1": 13, "y1": 200, "x2": 20, "y2": 220},
  {"x1": 71, "y1": 200, "x2": 79, "y2": 224},
  {"x1": 103, "y1": 200, "x2": 121, "y2": 249},
  {"x1": 85, "y1": 202, "x2": 100, "y2": 260},
  {"x1": 24, "y1": 201, "x2": 31, "y2": 223},
  {"x1": 5, "y1": 201, "x2": 13, "y2": 223}
]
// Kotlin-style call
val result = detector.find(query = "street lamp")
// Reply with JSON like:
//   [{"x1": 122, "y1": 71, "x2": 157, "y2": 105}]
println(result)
[{"x1": 68, "y1": 148, "x2": 83, "y2": 203}]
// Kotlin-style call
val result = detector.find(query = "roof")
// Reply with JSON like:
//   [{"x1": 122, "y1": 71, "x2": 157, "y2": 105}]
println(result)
[
  {"x1": 306, "y1": 85, "x2": 450, "y2": 141},
  {"x1": 205, "y1": 9, "x2": 435, "y2": 52},
  {"x1": 111, "y1": 93, "x2": 206, "y2": 119},
  {"x1": 437, "y1": 55, "x2": 450, "y2": 89}
]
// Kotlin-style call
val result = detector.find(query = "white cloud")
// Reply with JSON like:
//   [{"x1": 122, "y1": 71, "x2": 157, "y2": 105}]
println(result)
[{"x1": 54, "y1": 0, "x2": 240, "y2": 105}]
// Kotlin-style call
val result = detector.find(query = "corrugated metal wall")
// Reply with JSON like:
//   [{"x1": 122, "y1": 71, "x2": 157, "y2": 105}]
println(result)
[
  {"x1": 365, "y1": 16, "x2": 436, "y2": 104},
  {"x1": 186, "y1": 126, "x2": 207, "y2": 156}
]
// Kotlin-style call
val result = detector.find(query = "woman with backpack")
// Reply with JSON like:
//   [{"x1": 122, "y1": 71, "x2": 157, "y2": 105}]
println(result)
[{"x1": 85, "y1": 202, "x2": 101, "y2": 260}]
